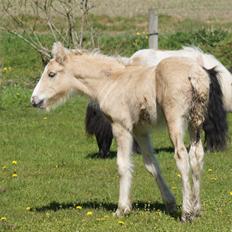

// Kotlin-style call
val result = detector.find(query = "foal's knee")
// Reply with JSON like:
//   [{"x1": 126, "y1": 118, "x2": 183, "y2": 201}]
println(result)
[{"x1": 117, "y1": 157, "x2": 132, "y2": 177}]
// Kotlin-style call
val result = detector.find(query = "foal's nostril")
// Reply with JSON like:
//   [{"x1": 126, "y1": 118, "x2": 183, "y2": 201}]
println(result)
[
  {"x1": 32, "y1": 100, "x2": 37, "y2": 107},
  {"x1": 31, "y1": 96, "x2": 44, "y2": 108}
]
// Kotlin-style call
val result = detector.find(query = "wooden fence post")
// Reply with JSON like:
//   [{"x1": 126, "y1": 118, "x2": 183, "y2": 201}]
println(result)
[{"x1": 148, "y1": 8, "x2": 158, "y2": 49}]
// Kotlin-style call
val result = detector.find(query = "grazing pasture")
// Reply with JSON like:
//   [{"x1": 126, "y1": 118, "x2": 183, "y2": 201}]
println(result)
[
  {"x1": 0, "y1": 11, "x2": 232, "y2": 232},
  {"x1": 1, "y1": 86, "x2": 232, "y2": 232}
]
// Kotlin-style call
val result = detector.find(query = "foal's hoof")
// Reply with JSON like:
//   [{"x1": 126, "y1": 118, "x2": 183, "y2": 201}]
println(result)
[
  {"x1": 181, "y1": 212, "x2": 194, "y2": 223},
  {"x1": 193, "y1": 209, "x2": 201, "y2": 218},
  {"x1": 113, "y1": 207, "x2": 131, "y2": 217},
  {"x1": 192, "y1": 203, "x2": 201, "y2": 218}
]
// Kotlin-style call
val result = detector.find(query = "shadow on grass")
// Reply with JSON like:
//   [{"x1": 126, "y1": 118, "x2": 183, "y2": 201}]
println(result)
[
  {"x1": 85, "y1": 151, "x2": 117, "y2": 159},
  {"x1": 86, "y1": 146, "x2": 174, "y2": 159},
  {"x1": 33, "y1": 200, "x2": 180, "y2": 219},
  {"x1": 154, "y1": 146, "x2": 174, "y2": 154}
]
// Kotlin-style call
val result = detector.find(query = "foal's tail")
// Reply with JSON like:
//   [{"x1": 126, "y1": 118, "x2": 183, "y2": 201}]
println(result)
[{"x1": 202, "y1": 68, "x2": 228, "y2": 151}]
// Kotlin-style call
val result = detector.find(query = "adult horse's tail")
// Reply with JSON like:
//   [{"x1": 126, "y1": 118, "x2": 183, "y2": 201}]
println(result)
[
  {"x1": 85, "y1": 101, "x2": 113, "y2": 158},
  {"x1": 85, "y1": 102, "x2": 142, "y2": 157},
  {"x1": 203, "y1": 68, "x2": 228, "y2": 151}
]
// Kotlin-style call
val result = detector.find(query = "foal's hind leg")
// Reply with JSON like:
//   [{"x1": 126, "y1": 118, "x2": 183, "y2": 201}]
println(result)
[
  {"x1": 167, "y1": 118, "x2": 193, "y2": 222},
  {"x1": 189, "y1": 127, "x2": 204, "y2": 217},
  {"x1": 135, "y1": 133, "x2": 177, "y2": 214},
  {"x1": 112, "y1": 123, "x2": 133, "y2": 217}
]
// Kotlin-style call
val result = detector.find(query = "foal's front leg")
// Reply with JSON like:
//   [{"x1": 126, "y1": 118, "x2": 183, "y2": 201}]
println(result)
[{"x1": 112, "y1": 123, "x2": 133, "y2": 217}]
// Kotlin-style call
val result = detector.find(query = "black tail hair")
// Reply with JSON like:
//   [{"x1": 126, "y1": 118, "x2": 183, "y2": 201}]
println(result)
[
  {"x1": 85, "y1": 101, "x2": 113, "y2": 158},
  {"x1": 203, "y1": 68, "x2": 228, "y2": 151},
  {"x1": 85, "y1": 102, "x2": 142, "y2": 157}
]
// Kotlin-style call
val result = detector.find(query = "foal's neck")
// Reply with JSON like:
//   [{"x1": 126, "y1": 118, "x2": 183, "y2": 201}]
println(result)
[{"x1": 72, "y1": 53, "x2": 125, "y2": 101}]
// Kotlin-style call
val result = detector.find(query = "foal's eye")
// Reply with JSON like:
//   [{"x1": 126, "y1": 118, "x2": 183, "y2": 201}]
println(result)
[{"x1": 48, "y1": 72, "x2": 56, "y2": 78}]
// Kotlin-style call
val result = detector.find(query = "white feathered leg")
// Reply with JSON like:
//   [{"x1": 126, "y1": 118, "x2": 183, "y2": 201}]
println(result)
[
  {"x1": 189, "y1": 128, "x2": 204, "y2": 217},
  {"x1": 112, "y1": 123, "x2": 133, "y2": 217}
]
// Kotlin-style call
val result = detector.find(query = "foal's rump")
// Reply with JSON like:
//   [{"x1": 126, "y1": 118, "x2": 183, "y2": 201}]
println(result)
[
  {"x1": 155, "y1": 57, "x2": 210, "y2": 129},
  {"x1": 155, "y1": 56, "x2": 227, "y2": 149}
]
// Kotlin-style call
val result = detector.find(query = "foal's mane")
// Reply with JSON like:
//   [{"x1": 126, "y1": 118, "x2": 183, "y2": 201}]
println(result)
[{"x1": 69, "y1": 48, "x2": 126, "y2": 67}]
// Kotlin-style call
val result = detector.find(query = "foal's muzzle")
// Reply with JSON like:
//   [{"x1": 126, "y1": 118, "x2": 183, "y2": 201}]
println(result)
[{"x1": 31, "y1": 96, "x2": 44, "y2": 108}]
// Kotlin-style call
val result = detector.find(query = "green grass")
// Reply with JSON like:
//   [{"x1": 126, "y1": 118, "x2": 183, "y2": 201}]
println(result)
[
  {"x1": 0, "y1": 87, "x2": 232, "y2": 232},
  {"x1": 0, "y1": 14, "x2": 232, "y2": 232}
]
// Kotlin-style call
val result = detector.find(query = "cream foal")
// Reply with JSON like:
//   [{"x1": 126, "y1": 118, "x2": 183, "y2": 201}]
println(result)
[{"x1": 31, "y1": 42, "x2": 220, "y2": 222}]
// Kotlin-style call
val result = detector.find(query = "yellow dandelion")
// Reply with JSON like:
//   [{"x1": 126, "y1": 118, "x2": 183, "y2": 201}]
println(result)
[
  {"x1": 118, "y1": 220, "x2": 125, "y2": 225},
  {"x1": 0, "y1": 216, "x2": 7, "y2": 221},
  {"x1": 229, "y1": 191, "x2": 232, "y2": 196},
  {"x1": 136, "y1": 32, "x2": 141, "y2": 36},
  {"x1": 3, "y1": 67, "x2": 8, "y2": 72},
  {"x1": 208, "y1": 168, "x2": 212, "y2": 172},
  {"x1": 86, "y1": 211, "x2": 93, "y2": 216},
  {"x1": 76, "y1": 205, "x2": 82, "y2": 210},
  {"x1": 12, "y1": 173, "x2": 17, "y2": 177},
  {"x1": 26, "y1": 207, "x2": 31, "y2": 211},
  {"x1": 12, "y1": 160, "x2": 17, "y2": 165},
  {"x1": 177, "y1": 173, "x2": 181, "y2": 178}
]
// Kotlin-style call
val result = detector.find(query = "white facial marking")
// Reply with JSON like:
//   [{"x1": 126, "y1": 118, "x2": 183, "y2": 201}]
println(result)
[{"x1": 31, "y1": 65, "x2": 48, "y2": 99}]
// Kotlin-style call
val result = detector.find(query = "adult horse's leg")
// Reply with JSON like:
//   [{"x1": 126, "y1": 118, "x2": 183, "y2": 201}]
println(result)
[
  {"x1": 112, "y1": 123, "x2": 133, "y2": 216},
  {"x1": 188, "y1": 127, "x2": 204, "y2": 217},
  {"x1": 134, "y1": 133, "x2": 177, "y2": 213},
  {"x1": 167, "y1": 117, "x2": 193, "y2": 222}
]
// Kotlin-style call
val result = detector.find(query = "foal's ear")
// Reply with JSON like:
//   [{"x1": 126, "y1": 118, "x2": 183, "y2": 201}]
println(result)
[{"x1": 52, "y1": 42, "x2": 67, "y2": 65}]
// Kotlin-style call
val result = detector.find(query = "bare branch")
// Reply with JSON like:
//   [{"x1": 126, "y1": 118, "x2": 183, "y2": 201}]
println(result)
[{"x1": 0, "y1": 0, "x2": 95, "y2": 64}]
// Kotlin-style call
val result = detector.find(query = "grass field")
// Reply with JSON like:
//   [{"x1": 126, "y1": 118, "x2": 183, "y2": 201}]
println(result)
[
  {"x1": 2, "y1": 0, "x2": 232, "y2": 20},
  {"x1": 1, "y1": 12, "x2": 232, "y2": 232},
  {"x1": 1, "y1": 86, "x2": 232, "y2": 232}
]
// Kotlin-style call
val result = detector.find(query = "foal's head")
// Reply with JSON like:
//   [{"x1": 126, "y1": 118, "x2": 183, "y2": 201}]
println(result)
[{"x1": 31, "y1": 42, "x2": 81, "y2": 110}]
